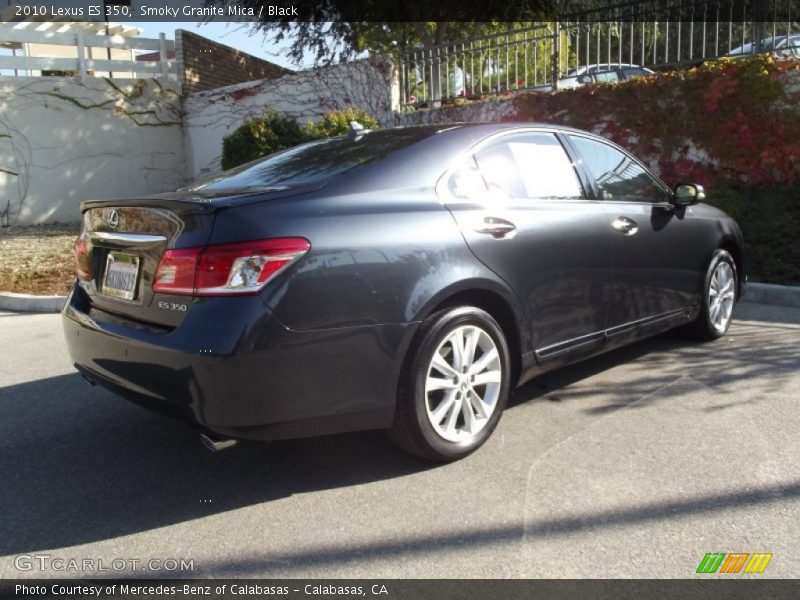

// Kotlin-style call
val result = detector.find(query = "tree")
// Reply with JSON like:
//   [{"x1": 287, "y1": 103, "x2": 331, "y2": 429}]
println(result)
[{"x1": 212, "y1": 0, "x2": 558, "y2": 101}]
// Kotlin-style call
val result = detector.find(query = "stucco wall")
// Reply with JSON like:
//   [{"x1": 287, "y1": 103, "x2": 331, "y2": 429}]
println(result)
[
  {"x1": 394, "y1": 97, "x2": 517, "y2": 127},
  {"x1": 0, "y1": 76, "x2": 185, "y2": 225},
  {"x1": 183, "y1": 56, "x2": 397, "y2": 180}
]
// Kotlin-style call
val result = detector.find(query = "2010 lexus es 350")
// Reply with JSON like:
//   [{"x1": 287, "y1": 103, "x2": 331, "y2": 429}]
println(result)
[{"x1": 63, "y1": 123, "x2": 744, "y2": 461}]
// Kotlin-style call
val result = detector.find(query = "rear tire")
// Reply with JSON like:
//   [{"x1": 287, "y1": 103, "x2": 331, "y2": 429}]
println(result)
[
  {"x1": 685, "y1": 249, "x2": 738, "y2": 340},
  {"x1": 389, "y1": 306, "x2": 511, "y2": 462}
]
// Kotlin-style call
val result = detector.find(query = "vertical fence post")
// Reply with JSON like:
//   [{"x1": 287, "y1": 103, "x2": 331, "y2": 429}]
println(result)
[
  {"x1": 399, "y1": 54, "x2": 407, "y2": 106},
  {"x1": 76, "y1": 29, "x2": 87, "y2": 80},
  {"x1": 388, "y1": 3, "x2": 786, "y2": 110},
  {"x1": 551, "y1": 21, "x2": 560, "y2": 91},
  {"x1": 753, "y1": 0, "x2": 767, "y2": 53},
  {"x1": 159, "y1": 32, "x2": 168, "y2": 79}
]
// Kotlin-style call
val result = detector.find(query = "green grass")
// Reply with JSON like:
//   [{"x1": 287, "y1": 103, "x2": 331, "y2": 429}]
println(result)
[{"x1": 705, "y1": 185, "x2": 800, "y2": 286}]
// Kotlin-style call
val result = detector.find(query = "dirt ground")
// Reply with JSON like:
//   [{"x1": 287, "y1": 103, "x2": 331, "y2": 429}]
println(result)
[{"x1": 0, "y1": 223, "x2": 80, "y2": 295}]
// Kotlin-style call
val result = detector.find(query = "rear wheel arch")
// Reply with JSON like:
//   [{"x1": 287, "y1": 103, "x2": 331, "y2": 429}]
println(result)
[
  {"x1": 413, "y1": 287, "x2": 524, "y2": 385},
  {"x1": 390, "y1": 304, "x2": 513, "y2": 460}
]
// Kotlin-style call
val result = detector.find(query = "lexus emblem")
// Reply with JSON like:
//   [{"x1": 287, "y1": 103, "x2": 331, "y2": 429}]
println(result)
[{"x1": 108, "y1": 210, "x2": 120, "y2": 230}]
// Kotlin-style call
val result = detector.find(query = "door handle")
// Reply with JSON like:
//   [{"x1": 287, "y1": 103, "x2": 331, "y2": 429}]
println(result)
[
  {"x1": 612, "y1": 216, "x2": 639, "y2": 236},
  {"x1": 474, "y1": 216, "x2": 517, "y2": 239}
]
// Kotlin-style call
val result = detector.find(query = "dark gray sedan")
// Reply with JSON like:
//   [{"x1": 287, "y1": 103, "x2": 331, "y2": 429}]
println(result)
[{"x1": 63, "y1": 123, "x2": 744, "y2": 461}]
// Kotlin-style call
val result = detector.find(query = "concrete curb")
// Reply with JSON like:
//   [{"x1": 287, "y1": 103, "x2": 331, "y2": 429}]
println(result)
[
  {"x1": 744, "y1": 282, "x2": 800, "y2": 308},
  {"x1": 0, "y1": 292, "x2": 66, "y2": 314}
]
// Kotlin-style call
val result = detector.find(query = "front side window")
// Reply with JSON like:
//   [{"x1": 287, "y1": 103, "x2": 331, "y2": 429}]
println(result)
[
  {"x1": 777, "y1": 36, "x2": 800, "y2": 56},
  {"x1": 568, "y1": 135, "x2": 669, "y2": 203}
]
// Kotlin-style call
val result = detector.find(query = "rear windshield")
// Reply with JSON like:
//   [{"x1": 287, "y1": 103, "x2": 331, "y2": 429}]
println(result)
[{"x1": 187, "y1": 128, "x2": 437, "y2": 193}]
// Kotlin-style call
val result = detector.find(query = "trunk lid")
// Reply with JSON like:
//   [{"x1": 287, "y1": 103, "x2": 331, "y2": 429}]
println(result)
[
  {"x1": 78, "y1": 200, "x2": 214, "y2": 328},
  {"x1": 77, "y1": 188, "x2": 321, "y2": 328}
]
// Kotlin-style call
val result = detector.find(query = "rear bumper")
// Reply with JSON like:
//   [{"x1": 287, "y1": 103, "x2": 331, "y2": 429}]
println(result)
[{"x1": 62, "y1": 285, "x2": 413, "y2": 441}]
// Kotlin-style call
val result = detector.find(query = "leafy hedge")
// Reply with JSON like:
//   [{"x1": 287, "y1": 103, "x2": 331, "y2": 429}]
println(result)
[
  {"x1": 706, "y1": 186, "x2": 800, "y2": 285},
  {"x1": 305, "y1": 107, "x2": 379, "y2": 138},
  {"x1": 220, "y1": 109, "x2": 309, "y2": 170},
  {"x1": 512, "y1": 56, "x2": 800, "y2": 188},
  {"x1": 221, "y1": 107, "x2": 379, "y2": 170}
]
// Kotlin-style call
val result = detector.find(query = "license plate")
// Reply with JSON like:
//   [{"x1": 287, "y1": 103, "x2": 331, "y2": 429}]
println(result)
[{"x1": 102, "y1": 253, "x2": 140, "y2": 300}]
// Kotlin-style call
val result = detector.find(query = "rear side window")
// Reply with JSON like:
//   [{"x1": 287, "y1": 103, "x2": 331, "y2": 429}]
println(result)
[
  {"x1": 448, "y1": 156, "x2": 488, "y2": 200},
  {"x1": 568, "y1": 135, "x2": 669, "y2": 203},
  {"x1": 470, "y1": 132, "x2": 584, "y2": 201},
  {"x1": 621, "y1": 67, "x2": 649, "y2": 79},
  {"x1": 187, "y1": 128, "x2": 434, "y2": 192},
  {"x1": 594, "y1": 71, "x2": 620, "y2": 83},
  {"x1": 473, "y1": 141, "x2": 527, "y2": 198}
]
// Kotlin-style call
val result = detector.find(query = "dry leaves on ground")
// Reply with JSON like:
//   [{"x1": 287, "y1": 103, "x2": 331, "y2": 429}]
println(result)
[{"x1": 0, "y1": 223, "x2": 80, "y2": 295}]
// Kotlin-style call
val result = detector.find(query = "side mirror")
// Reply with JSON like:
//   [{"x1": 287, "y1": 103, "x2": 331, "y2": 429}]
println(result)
[
  {"x1": 577, "y1": 74, "x2": 592, "y2": 84},
  {"x1": 674, "y1": 183, "x2": 705, "y2": 206}
]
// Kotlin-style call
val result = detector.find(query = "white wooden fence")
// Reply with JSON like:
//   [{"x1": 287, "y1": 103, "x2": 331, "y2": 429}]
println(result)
[{"x1": 0, "y1": 24, "x2": 175, "y2": 79}]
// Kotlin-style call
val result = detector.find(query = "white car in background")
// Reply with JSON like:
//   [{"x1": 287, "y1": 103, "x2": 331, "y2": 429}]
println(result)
[
  {"x1": 727, "y1": 34, "x2": 800, "y2": 58},
  {"x1": 559, "y1": 64, "x2": 655, "y2": 89}
]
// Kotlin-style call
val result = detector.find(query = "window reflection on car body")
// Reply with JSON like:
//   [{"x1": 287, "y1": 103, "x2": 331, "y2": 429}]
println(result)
[
  {"x1": 568, "y1": 135, "x2": 669, "y2": 203},
  {"x1": 186, "y1": 128, "x2": 436, "y2": 193}
]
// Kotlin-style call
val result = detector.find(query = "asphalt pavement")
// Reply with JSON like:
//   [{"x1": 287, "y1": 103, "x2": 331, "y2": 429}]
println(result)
[{"x1": 0, "y1": 301, "x2": 798, "y2": 578}]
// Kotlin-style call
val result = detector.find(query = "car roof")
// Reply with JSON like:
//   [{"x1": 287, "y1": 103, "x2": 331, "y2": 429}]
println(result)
[
  {"x1": 355, "y1": 122, "x2": 607, "y2": 152},
  {"x1": 412, "y1": 121, "x2": 597, "y2": 138},
  {"x1": 729, "y1": 34, "x2": 800, "y2": 54},
  {"x1": 568, "y1": 63, "x2": 643, "y2": 74},
  {"x1": 316, "y1": 122, "x2": 603, "y2": 194}
]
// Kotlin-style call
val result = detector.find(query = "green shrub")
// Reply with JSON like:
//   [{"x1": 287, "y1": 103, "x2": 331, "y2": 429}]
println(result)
[
  {"x1": 306, "y1": 107, "x2": 379, "y2": 139},
  {"x1": 706, "y1": 185, "x2": 800, "y2": 285},
  {"x1": 512, "y1": 55, "x2": 800, "y2": 188},
  {"x1": 220, "y1": 107, "x2": 380, "y2": 171},
  {"x1": 221, "y1": 110, "x2": 309, "y2": 170}
]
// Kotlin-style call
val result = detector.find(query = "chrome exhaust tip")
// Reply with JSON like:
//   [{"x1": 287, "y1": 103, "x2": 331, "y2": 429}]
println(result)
[{"x1": 200, "y1": 432, "x2": 237, "y2": 452}]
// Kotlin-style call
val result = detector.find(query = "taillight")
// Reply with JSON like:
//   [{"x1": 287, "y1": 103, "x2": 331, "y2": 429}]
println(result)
[
  {"x1": 74, "y1": 237, "x2": 92, "y2": 280},
  {"x1": 152, "y1": 247, "x2": 201, "y2": 295},
  {"x1": 153, "y1": 238, "x2": 310, "y2": 296}
]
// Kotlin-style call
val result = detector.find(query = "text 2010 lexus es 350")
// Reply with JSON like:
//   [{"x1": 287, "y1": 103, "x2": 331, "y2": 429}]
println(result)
[{"x1": 63, "y1": 123, "x2": 744, "y2": 461}]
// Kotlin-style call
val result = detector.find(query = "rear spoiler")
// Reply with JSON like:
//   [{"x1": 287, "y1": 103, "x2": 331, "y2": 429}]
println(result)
[
  {"x1": 79, "y1": 184, "x2": 325, "y2": 215},
  {"x1": 80, "y1": 195, "x2": 219, "y2": 215}
]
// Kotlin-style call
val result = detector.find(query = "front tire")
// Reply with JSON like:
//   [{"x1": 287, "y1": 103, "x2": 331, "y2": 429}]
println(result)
[
  {"x1": 389, "y1": 306, "x2": 511, "y2": 462},
  {"x1": 686, "y1": 249, "x2": 738, "y2": 340}
]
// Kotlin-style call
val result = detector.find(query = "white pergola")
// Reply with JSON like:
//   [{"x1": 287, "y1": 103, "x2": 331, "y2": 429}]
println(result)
[
  {"x1": 0, "y1": 16, "x2": 173, "y2": 79},
  {"x1": 0, "y1": 20, "x2": 142, "y2": 51}
]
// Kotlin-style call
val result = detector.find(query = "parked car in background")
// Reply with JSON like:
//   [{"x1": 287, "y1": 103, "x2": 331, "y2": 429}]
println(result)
[
  {"x1": 566, "y1": 63, "x2": 650, "y2": 76},
  {"x1": 63, "y1": 123, "x2": 744, "y2": 461},
  {"x1": 727, "y1": 34, "x2": 800, "y2": 58},
  {"x1": 559, "y1": 64, "x2": 655, "y2": 89}
]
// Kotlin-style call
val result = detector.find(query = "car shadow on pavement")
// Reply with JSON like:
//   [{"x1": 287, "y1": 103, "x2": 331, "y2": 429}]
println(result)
[
  {"x1": 508, "y1": 331, "x2": 685, "y2": 410},
  {"x1": 510, "y1": 319, "x2": 800, "y2": 416},
  {"x1": 194, "y1": 479, "x2": 800, "y2": 576},
  {"x1": 1, "y1": 314, "x2": 797, "y2": 555},
  {"x1": 0, "y1": 372, "x2": 434, "y2": 555}
]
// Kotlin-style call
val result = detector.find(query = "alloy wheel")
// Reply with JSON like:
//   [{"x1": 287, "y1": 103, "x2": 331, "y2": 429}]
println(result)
[
  {"x1": 709, "y1": 261, "x2": 735, "y2": 331},
  {"x1": 424, "y1": 325, "x2": 502, "y2": 443}
]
